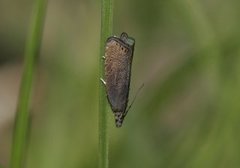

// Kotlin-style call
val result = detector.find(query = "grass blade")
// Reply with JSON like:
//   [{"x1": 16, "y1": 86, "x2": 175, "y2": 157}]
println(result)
[
  {"x1": 10, "y1": 0, "x2": 48, "y2": 167},
  {"x1": 99, "y1": 0, "x2": 114, "y2": 168}
]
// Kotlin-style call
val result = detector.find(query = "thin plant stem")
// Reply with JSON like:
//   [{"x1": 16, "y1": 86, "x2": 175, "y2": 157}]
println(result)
[
  {"x1": 99, "y1": 0, "x2": 114, "y2": 167},
  {"x1": 10, "y1": 0, "x2": 48, "y2": 168}
]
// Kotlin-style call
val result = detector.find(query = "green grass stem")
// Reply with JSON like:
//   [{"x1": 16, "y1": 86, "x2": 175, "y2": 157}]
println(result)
[
  {"x1": 10, "y1": 0, "x2": 48, "y2": 168},
  {"x1": 99, "y1": 0, "x2": 114, "y2": 168}
]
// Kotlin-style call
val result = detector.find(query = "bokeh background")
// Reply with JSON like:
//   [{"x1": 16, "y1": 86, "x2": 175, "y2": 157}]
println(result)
[{"x1": 1, "y1": 0, "x2": 240, "y2": 167}]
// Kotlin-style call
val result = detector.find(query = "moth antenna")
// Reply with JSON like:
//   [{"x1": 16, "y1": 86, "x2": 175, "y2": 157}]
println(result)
[{"x1": 124, "y1": 83, "x2": 144, "y2": 116}]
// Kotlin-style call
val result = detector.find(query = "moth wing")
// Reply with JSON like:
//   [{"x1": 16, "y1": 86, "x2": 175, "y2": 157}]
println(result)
[
  {"x1": 106, "y1": 64, "x2": 130, "y2": 112},
  {"x1": 105, "y1": 39, "x2": 133, "y2": 112}
]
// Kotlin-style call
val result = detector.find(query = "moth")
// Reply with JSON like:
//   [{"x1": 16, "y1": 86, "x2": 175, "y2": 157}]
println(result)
[{"x1": 101, "y1": 32, "x2": 136, "y2": 127}]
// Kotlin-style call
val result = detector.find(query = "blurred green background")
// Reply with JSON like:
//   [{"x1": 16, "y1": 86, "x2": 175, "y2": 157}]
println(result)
[{"x1": 1, "y1": 0, "x2": 240, "y2": 168}]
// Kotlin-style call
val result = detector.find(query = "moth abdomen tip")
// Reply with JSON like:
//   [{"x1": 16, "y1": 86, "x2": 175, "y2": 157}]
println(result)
[
  {"x1": 115, "y1": 121, "x2": 123, "y2": 128},
  {"x1": 114, "y1": 112, "x2": 124, "y2": 128}
]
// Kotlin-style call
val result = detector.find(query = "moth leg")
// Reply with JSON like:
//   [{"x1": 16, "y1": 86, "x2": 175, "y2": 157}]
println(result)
[{"x1": 100, "y1": 78, "x2": 106, "y2": 86}]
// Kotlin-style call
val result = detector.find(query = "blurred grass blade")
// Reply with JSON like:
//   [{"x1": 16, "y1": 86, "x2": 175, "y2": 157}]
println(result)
[
  {"x1": 10, "y1": 0, "x2": 48, "y2": 168},
  {"x1": 99, "y1": 0, "x2": 113, "y2": 167}
]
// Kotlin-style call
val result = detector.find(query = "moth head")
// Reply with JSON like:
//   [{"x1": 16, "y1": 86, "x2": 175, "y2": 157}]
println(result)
[{"x1": 120, "y1": 32, "x2": 135, "y2": 48}]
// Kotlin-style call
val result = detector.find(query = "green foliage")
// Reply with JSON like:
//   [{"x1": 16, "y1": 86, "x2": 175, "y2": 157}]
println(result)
[{"x1": 10, "y1": 0, "x2": 48, "y2": 168}]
